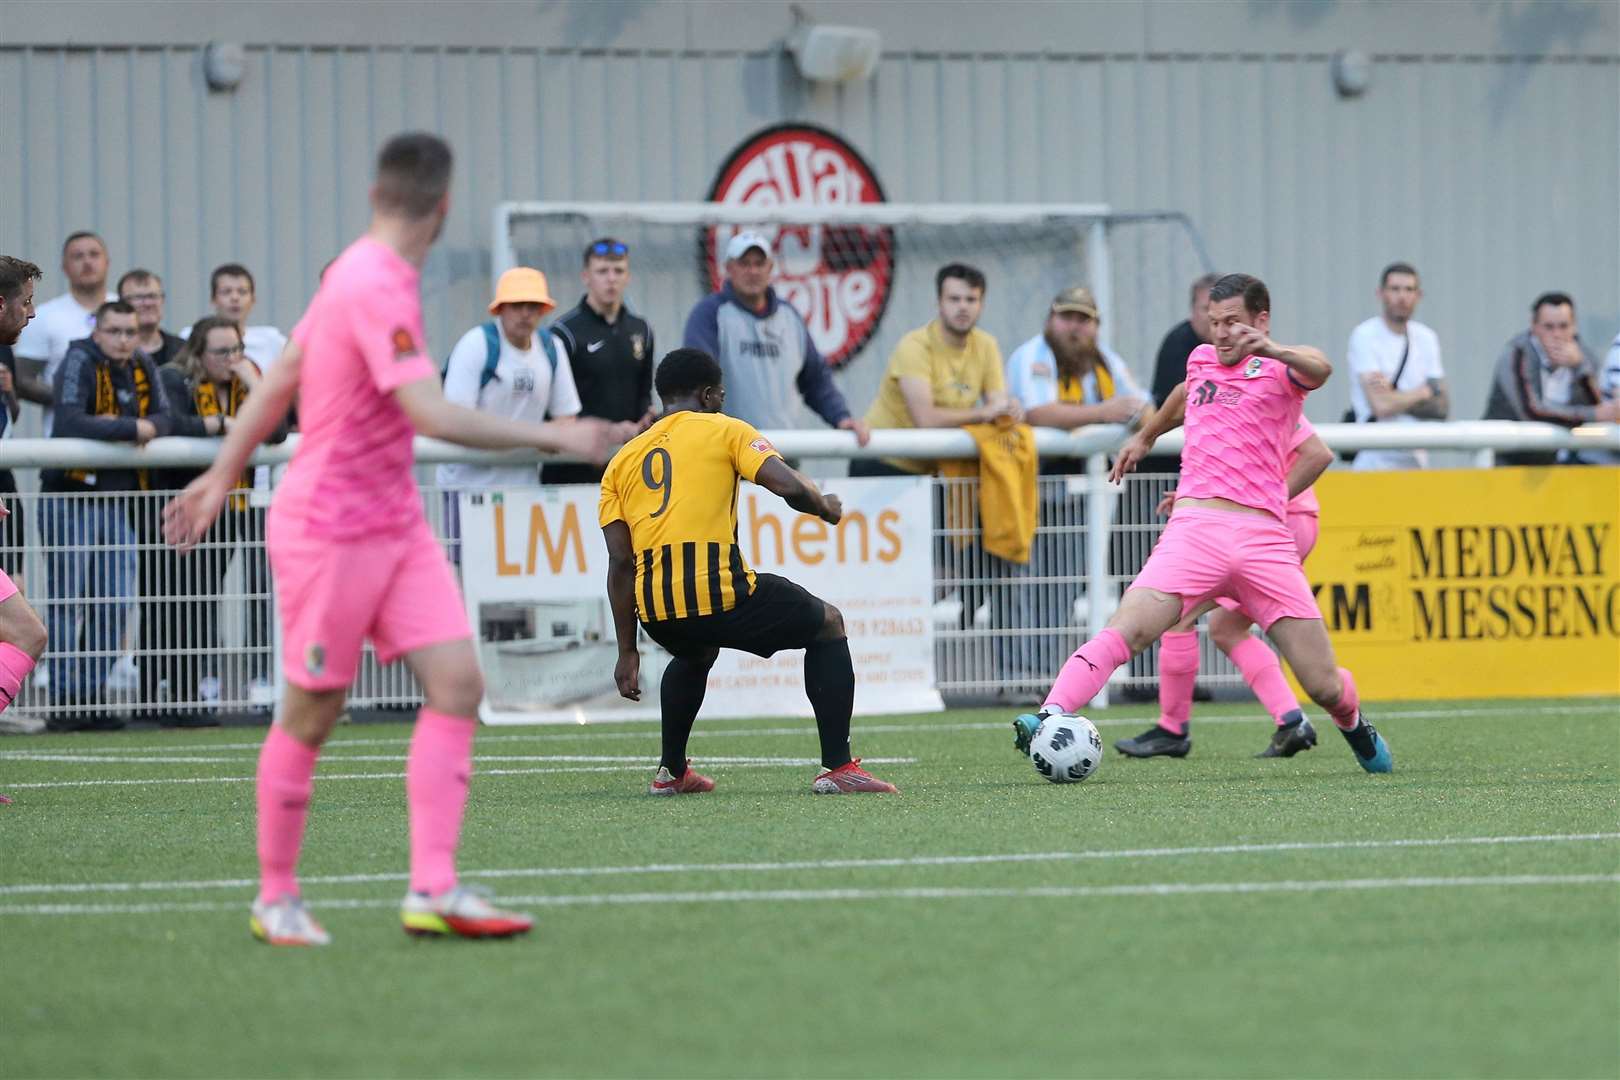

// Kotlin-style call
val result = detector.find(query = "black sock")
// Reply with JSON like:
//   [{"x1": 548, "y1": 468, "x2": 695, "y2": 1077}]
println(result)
[
  {"x1": 803, "y1": 637, "x2": 854, "y2": 770},
  {"x1": 659, "y1": 654, "x2": 711, "y2": 776},
  {"x1": 1279, "y1": 709, "x2": 1305, "y2": 729}
]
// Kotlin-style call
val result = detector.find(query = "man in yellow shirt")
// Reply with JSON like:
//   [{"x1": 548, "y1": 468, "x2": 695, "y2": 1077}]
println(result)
[
  {"x1": 852, "y1": 263, "x2": 1022, "y2": 476},
  {"x1": 599, "y1": 348, "x2": 898, "y2": 796}
]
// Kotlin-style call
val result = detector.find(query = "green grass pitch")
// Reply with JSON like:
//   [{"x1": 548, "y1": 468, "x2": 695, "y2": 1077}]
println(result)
[{"x1": 2, "y1": 698, "x2": 1617, "y2": 1078}]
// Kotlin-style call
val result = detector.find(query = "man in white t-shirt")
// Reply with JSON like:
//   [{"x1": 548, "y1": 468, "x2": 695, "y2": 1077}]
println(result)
[
  {"x1": 1603, "y1": 331, "x2": 1620, "y2": 402},
  {"x1": 13, "y1": 231, "x2": 117, "y2": 429},
  {"x1": 1346, "y1": 262, "x2": 1450, "y2": 470},
  {"x1": 180, "y1": 263, "x2": 288, "y2": 375},
  {"x1": 436, "y1": 267, "x2": 582, "y2": 495}
]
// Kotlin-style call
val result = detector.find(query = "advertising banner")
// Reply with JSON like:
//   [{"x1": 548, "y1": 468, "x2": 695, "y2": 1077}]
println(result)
[
  {"x1": 1305, "y1": 467, "x2": 1620, "y2": 699},
  {"x1": 460, "y1": 477, "x2": 942, "y2": 723}
]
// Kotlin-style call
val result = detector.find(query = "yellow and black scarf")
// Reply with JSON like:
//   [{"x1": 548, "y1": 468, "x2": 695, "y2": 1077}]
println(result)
[
  {"x1": 195, "y1": 377, "x2": 252, "y2": 508},
  {"x1": 1057, "y1": 358, "x2": 1115, "y2": 404},
  {"x1": 67, "y1": 361, "x2": 154, "y2": 489}
]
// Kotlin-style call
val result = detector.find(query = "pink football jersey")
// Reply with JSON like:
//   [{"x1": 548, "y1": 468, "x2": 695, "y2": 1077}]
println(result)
[
  {"x1": 274, "y1": 237, "x2": 438, "y2": 540},
  {"x1": 1176, "y1": 344, "x2": 1311, "y2": 520}
]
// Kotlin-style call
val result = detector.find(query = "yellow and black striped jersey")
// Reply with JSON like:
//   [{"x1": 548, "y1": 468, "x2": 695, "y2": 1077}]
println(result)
[{"x1": 598, "y1": 410, "x2": 780, "y2": 622}]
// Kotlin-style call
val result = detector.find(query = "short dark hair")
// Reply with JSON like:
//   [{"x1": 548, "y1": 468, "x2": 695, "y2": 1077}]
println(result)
[
  {"x1": 654, "y1": 348, "x2": 724, "y2": 401},
  {"x1": 374, "y1": 132, "x2": 454, "y2": 220},
  {"x1": 1531, "y1": 291, "x2": 1575, "y2": 319},
  {"x1": 1189, "y1": 272, "x2": 1221, "y2": 306},
  {"x1": 582, "y1": 237, "x2": 629, "y2": 266},
  {"x1": 936, "y1": 262, "x2": 986, "y2": 297},
  {"x1": 1207, "y1": 273, "x2": 1270, "y2": 318},
  {"x1": 94, "y1": 300, "x2": 136, "y2": 324},
  {"x1": 210, "y1": 263, "x2": 255, "y2": 298},
  {"x1": 1380, "y1": 262, "x2": 1419, "y2": 287},
  {"x1": 117, "y1": 268, "x2": 162, "y2": 296},
  {"x1": 0, "y1": 256, "x2": 43, "y2": 303},
  {"x1": 62, "y1": 230, "x2": 105, "y2": 256}
]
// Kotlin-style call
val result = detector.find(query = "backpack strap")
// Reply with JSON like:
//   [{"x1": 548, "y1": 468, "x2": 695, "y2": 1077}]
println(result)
[{"x1": 478, "y1": 321, "x2": 502, "y2": 391}]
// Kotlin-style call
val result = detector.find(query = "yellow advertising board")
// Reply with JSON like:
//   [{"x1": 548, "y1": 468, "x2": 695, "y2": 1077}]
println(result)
[{"x1": 1303, "y1": 467, "x2": 1620, "y2": 700}]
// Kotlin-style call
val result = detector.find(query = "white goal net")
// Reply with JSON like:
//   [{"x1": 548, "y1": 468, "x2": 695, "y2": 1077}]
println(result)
[{"x1": 493, "y1": 202, "x2": 1211, "y2": 423}]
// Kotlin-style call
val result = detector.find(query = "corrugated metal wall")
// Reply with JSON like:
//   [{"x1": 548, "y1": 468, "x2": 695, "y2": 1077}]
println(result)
[{"x1": 3, "y1": 43, "x2": 1616, "y2": 422}]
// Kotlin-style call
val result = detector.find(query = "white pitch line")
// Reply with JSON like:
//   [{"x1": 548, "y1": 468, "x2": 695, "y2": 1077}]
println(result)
[
  {"x1": 5, "y1": 700, "x2": 1615, "y2": 757},
  {"x1": 0, "y1": 753, "x2": 885, "y2": 767},
  {"x1": 3, "y1": 832, "x2": 1614, "y2": 898},
  {"x1": 0, "y1": 757, "x2": 916, "y2": 790},
  {"x1": 2, "y1": 873, "x2": 1614, "y2": 917}
]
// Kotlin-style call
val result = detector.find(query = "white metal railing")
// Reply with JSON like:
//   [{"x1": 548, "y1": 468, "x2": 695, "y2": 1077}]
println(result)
[{"x1": 0, "y1": 421, "x2": 1613, "y2": 721}]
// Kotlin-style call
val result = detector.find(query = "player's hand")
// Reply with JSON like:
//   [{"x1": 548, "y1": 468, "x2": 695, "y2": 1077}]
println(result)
[
  {"x1": 162, "y1": 472, "x2": 230, "y2": 552},
  {"x1": 1156, "y1": 490, "x2": 1177, "y2": 517},
  {"x1": 608, "y1": 419, "x2": 642, "y2": 445},
  {"x1": 1110, "y1": 433, "x2": 1151, "y2": 483},
  {"x1": 230, "y1": 357, "x2": 261, "y2": 388},
  {"x1": 819, "y1": 493, "x2": 843, "y2": 525},
  {"x1": 614, "y1": 650, "x2": 641, "y2": 701},
  {"x1": 837, "y1": 417, "x2": 871, "y2": 447},
  {"x1": 133, "y1": 418, "x2": 158, "y2": 445},
  {"x1": 996, "y1": 398, "x2": 1025, "y2": 425},
  {"x1": 1232, "y1": 323, "x2": 1275, "y2": 360},
  {"x1": 548, "y1": 417, "x2": 617, "y2": 465},
  {"x1": 636, "y1": 408, "x2": 657, "y2": 432}
]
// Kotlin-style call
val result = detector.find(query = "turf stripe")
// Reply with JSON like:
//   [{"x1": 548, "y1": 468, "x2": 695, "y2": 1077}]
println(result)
[
  {"x1": 2, "y1": 873, "x2": 1614, "y2": 917},
  {"x1": 4, "y1": 832, "x2": 1614, "y2": 897},
  {"x1": 0, "y1": 757, "x2": 917, "y2": 790},
  {"x1": 10, "y1": 700, "x2": 1614, "y2": 756}
]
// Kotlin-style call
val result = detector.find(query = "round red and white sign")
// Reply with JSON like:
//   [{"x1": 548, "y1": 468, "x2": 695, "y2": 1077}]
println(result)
[{"x1": 701, "y1": 124, "x2": 894, "y2": 370}]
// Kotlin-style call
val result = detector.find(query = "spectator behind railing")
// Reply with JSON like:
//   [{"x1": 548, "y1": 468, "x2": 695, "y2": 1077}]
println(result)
[
  {"x1": 181, "y1": 263, "x2": 289, "y2": 379},
  {"x1": 1345, "y1": 262, "x2": 1450, "y2": 470},
  {"x1": 40, "y1": 300, "x2": 175, "y2": 731},
  {"x1": 1145, "y1": 272, "x2": 1219, "y2": 473},
  {"x1": 12, "y1": 231, "x2": 117, "y2": 422},
  {"x1": 682, "y1": 232, "x2": 869, "y2": 454},
  {"x1": 852, "y1": 262, "x2": 1022, "y2": 476},
  {"x1": 1002, "y1": 285, "x2": 1151, "y2": 691},
  {"x1": 117, "y1": 268, "x2": 186, "y2": 368},
  {"x1": 134, "y1": 317, "x2": 286, "y2": 726},
  {"x1": 1484, "y1": 292, "x2": 1620, "y2": 466},
  {"x1": 543, "y1": 238, "x2": 656, "y2": 486}
]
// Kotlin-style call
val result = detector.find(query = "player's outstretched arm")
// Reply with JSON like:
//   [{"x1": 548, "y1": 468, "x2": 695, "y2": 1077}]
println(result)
[
  {"x1": 1110, "y1": 381, "x2": 1185, "y2": 483},
  {"x1": 162, "y1": 340, "x2": 303, "y2": 551},
  {"x1": 1287, "y1": 433, "x2": 1334, "y2": 500},
  {"x1": 1236, "y1": 324, "x2": 1333, "y2": 388},
  {"x1": 392, "y1": 376, "x2": 621, "y2": 461},
  {"x1": 601, "y1": 520, "x2": 642, "y2": 701},
  {"x1": 753, "y1": 456, "x2": 841, "y2": 525}
]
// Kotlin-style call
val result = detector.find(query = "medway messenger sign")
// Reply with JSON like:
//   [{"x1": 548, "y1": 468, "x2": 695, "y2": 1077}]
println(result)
[
  {"x1": 460, "y1": 478, "x2": 942, "y2": 724},
  {"x1": 1304, "y1": 467, "x2": 1620, "y2": 700},
  {"x1": 700, "y1": 123, "x2": 894, "y2": 369}
]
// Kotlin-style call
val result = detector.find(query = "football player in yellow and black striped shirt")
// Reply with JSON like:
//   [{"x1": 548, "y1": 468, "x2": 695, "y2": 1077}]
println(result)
[{"x1": 599, "y1": 348, "x2": 897, "y2": 796}]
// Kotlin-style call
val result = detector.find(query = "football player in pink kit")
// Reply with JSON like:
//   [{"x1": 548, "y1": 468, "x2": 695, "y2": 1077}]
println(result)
[
  {"x1": 1012, "y1": 274, "x2": 1392, "y2": 773},
  {"x1": 164, "y1": 134, "x2": 619, "y2": 946},
  {"x1": 1113, "y1": 409, "x2": 1333, "y2": 759}
]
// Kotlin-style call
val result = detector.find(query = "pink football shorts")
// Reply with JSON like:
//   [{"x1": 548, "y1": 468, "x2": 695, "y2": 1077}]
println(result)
[
  {"x1": 268, "y1": 513, "x2": 472, "y2": 691},
  {"x1": 1131, "y1": 507, "x2": 1321, "y2": 629},
  {"x1": 1214, "y1": 511, "x2": 1319, "y2": 614},
  {"x1": 0, "y1": 570, "x2": 16, "y2": 605}
]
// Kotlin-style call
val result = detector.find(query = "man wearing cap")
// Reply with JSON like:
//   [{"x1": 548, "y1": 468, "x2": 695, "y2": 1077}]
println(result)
[
  {"x1": 543, "y1": 237, "x2": 656, "y2": 486},
  {"x1": 436, "y1": 267, "x2": 582, "y2": 504},
  {"x1": 682, "y1": 232, "x2": 869, "y2": 445},
  {"x1": 1002, "y1": 286, "x2": 1152, "y2": 688},
  {"x1": 1006, "y1": 286, "x2": 1151, "y2": 444}
]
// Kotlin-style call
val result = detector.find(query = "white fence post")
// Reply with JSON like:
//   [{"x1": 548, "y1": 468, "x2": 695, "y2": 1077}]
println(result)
[{"x1": 1085, "y1": 451, "x2": 1114, "y2": 710}]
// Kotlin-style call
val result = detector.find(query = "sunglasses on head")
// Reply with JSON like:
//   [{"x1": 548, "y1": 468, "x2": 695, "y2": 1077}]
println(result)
[{"x1": 589, "y1": 240, "x2": 628, "y2": 257}]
